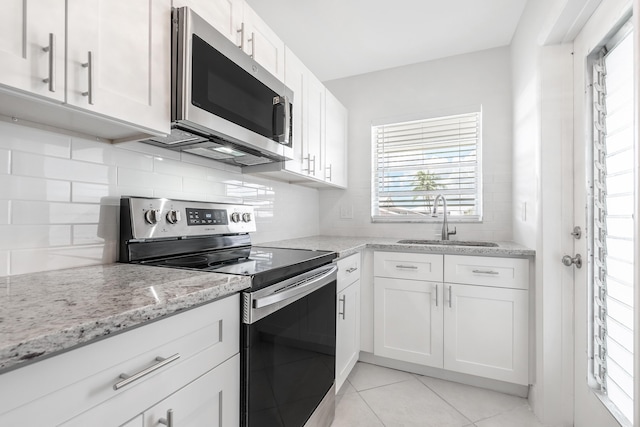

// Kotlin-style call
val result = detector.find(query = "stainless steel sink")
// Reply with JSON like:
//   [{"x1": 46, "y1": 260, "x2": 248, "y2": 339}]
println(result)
[{"x1": 397, "y1": 239, "x2": 499, "y2": 247}]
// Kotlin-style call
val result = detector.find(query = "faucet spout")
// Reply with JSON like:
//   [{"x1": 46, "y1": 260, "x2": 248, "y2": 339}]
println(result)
[{"x1": 432, "y1": 194, "x2": 456, "y2": 240}]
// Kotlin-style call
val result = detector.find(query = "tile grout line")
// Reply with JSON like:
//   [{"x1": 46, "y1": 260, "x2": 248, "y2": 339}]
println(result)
[
  {"x1": 345, "y1": 378, "x2": 389, "y2": 427},
  {"x1": 412, "y1": 373, "x2": 475, "y2": 425}
]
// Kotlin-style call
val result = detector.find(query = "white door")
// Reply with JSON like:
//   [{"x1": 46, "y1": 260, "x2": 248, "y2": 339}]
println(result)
[{"x1": 571, "y1": 3, "x2": 635, "y2": 425}]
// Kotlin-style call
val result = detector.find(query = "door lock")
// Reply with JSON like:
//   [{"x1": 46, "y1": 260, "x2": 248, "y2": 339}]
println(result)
[
  {"x1": 562, "y1": 254, "x2": 582, "y2": 268},
  {"x1": 571, "y1": 226, "x2": 582, "y2": 239}
]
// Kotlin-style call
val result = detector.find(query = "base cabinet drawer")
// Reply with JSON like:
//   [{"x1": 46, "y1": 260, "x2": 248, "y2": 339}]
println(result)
[
  {"x1": 0, "y1": 294, "x2": 240, "y2": 427},
  {"x1": 374, "y1": 251, "x2": 443, "y2": 281},
  {"x1": 444, "y1": 255, "x2": 529, "y2": 289},
  {"x1": 337, "y1": 253, "x2": 361, "y2": 292}
]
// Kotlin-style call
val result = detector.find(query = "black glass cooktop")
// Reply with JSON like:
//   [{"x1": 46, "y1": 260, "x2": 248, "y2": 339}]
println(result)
[{"x1": 141, "y1": 246, "x2": 337, "y2": 290}]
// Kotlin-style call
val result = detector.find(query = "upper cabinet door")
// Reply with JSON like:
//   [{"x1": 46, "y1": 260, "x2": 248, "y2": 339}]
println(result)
[
  {"x1": 306, "y1": 73, "x2": 325, "y2": 178},
  {"x1": 66, "y1": 0, "x2": 171, "y2": 134},
  {"x1": 242, "y1": 5, "x2": 285, "y2": 81},
  {"x1": 172, "y1": 0, "x2": 243, "y2": 45},
  {"x1": 0, "y1": 0, "x2": 65, "y2": 102},
  {"x1": 283, "y1": 47, "x2": 306, "y2": 175},
  {"x1": 324, "y1": 90, "x2": 348, "y2": 188}
]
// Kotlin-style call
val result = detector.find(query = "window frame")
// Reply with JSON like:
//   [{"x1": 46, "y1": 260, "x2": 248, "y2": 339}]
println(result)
[{"x1": 370, "y1": 108, "x2": 483, "y2": 223}]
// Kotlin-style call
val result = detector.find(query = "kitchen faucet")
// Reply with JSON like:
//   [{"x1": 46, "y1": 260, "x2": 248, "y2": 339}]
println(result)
[{"x1": 432, "y1": 194, "x2": 456, "y2": 240}]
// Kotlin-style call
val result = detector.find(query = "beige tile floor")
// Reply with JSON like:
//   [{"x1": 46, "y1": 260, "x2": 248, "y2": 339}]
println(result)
[{"x1": 332, "y1": 362, "x2": 545, "y2": 427}]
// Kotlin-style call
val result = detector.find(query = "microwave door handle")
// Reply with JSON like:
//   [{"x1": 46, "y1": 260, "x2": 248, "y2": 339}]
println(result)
[{"x1": 272, "y1": 95, "x2": 291, "y2": 143}]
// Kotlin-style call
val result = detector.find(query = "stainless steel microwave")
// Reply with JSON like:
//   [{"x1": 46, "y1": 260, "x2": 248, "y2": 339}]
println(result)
[{"x1": 143, "y1": 7, "x2": 294, "y2": 167}]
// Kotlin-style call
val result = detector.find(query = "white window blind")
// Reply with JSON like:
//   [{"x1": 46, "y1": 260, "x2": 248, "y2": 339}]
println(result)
[
  {"x1": 371, "y1": 112, "x2": 481, "y2": 222},
  {"x1": 591, "y1": 28, "x2": 635, "y2": 424}
]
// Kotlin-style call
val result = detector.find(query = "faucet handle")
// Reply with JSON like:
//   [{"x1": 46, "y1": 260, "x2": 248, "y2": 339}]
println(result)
[{"x1": 448, "y1": 226, "x2": 457, "y2": 236}]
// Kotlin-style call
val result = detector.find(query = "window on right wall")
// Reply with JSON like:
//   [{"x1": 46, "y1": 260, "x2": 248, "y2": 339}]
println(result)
[
  {"x1": 590, "y1": 22, "x2": 635, "y2": 425},
  {"x1": 371, "y1": 110, "x2": 482, "y2": 223}
]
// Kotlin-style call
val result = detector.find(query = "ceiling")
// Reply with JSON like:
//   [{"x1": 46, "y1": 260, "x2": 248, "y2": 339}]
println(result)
[{"x1": 245, "y1": 0, "x2": 529, "y2": 82}]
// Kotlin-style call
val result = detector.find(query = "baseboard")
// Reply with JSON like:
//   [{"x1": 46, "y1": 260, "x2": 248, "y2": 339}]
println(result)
[{"x1": 358, "y1": 351, "x2": 530, "y2": 398}]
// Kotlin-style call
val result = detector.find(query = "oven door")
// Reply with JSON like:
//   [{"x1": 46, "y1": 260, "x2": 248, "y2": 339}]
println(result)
[{"x1": 242, "y1": 265, "x2": 337, "y2": 427}]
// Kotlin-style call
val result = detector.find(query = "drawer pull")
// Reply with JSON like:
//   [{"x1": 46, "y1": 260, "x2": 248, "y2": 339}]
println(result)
[
  {"x1": 339, "y1": 295, "x2": 346, "y2": 319},
  {"x1": 346, "y1": 267, "x2": 358, "y2": 273},
  {"x1": 113, "y1": 353, "x2": 180, "y2": 390},
  {"x1": 159, "y1": 409, "x2": 174, "y2": 426},
  {"x1": 395, "y1": 264, "x2": 418, "y2": 270},
  {"x1": 472, "y1": 269, "x2": 499, "y2": 275}
]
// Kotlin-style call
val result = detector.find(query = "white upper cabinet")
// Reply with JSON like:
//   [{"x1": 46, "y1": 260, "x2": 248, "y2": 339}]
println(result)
[
  {"x1": 324, "y1": 90, "x2": 348, "y2": 188},
  {"x1": 0, "y1": 0, "x2": 65, "y2": 102},
  {"x1": 66, "y1": 0, "x2": 171, "y2": 134},
  {"x1": 283, "y1": 46, "x2": 306, "y2": 175},
  {"x1": 241, "y1": 5, "x2": 285, "y2": 82},
  {"x1": 306, "y1": 72, "x2": 326, "y2": 179},
  {"x1": 172, "y1": 0, "x2": 244, "y2": 45}
]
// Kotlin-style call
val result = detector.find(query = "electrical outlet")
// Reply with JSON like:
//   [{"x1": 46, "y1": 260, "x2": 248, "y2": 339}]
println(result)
[{"x1": 340, "y1": 205, "x2": 353, "y2": 219}]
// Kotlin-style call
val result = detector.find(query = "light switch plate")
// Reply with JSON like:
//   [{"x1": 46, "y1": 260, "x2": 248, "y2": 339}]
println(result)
[{"x1": 340, "y1": 205, "x2": 353, "y2": 219}]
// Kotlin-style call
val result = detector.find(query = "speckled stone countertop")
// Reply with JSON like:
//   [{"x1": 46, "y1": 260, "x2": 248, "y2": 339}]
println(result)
[
  {"x1": 0, "y1": 264, "x2": 250, "y2": 374},
  {"x1": 259, "y1": 236, "x2": 535, "y2": 259}
]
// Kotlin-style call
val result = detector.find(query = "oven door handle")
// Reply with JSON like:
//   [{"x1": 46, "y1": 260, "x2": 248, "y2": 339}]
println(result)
[{"x1": 252, "y1": 265, "x2": 337, "y2": 309}]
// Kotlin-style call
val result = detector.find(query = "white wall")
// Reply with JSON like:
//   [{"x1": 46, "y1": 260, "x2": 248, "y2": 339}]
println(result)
[
  {"x1": 321, "y1": 47, "x2": 514, "y2": 241},
  {"x1": 0, "y1": 119, "x2": 320, "y2": 277}
]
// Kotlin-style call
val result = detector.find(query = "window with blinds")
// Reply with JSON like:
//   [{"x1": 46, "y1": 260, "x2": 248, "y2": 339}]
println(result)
[
  {"x1": 371, "y1": 111, "x2": 481, "y2": 222},
  {"x1": 591, "y1": 26, "x2": 635, "y2": 424}
]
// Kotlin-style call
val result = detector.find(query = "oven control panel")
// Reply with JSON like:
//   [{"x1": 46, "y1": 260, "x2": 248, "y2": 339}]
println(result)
[{"x1": 122, "y1": 196, "x2": 256, "y2": 239}]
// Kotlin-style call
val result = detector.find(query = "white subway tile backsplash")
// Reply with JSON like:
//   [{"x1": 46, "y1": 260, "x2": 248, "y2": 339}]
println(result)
[
  {"x1": 0, "y1": 121, "x2": 71, "y2": 158},
  {"x1": 0, "y1": 175, "x2": 70, "y2": 201},
  {"x1": 0, "y1": 148, "x2": 9, "y2": 174},
  {"x1": 0, "y1": 225, "x2": 71, "y2": 250},
  {"x1": 72, "y1": 182, "x2": 110, "y2": 203},
  {"x1": 1, "y1": 123, "x2": 321, "y2": 276},
  {"x1": 72, "y1": 224, "x2": 105, "y2": 245},
  {"x1": 11, "y1": 201, "x2": 101, "y2": 224},
  {"x1": 12, "y1": 151, "x2": 113, "y2": 184},
  {"x1": 10, "y1": 244, "x2": 115, "y2": 276},
  {"x1": 0, "y1": 201, "x2": 9, "y2": 224},
  {"x1": 117, "y1": 168, "x2": 183, "y2": 191},
  {"x1": 0, "y1": 251, "x2": 8, "y2": 277},
  {"x1": 71, "y1": 138, "x2": 115, "y2": 164}
]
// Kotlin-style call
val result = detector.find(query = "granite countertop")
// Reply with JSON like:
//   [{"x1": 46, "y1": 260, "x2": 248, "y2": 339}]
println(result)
[
  {"x1": 0, "y1": 264, "x2": 250, "y2": 374},
  {"x1": 259, "y1": 235, "x2": 535, "y2": 259}
]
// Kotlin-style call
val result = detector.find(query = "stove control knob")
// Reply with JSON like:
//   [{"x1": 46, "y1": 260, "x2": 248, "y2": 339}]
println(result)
[
  {"x1": 230, "y1": 212, "x2": 241, "y2": 223},
  {"x1": 144, "y1": 209, "x2": 161, "y2": 225},
  {"x1": 242, "y1": 212, "x2": 252, "y2": 222},
  {"x1": 166, "y1": 209, "x2": 181, "y2": 224}
]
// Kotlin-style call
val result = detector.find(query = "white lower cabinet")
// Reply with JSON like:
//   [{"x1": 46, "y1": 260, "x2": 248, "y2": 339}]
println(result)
[
  {"x1": 0, "y1": 294, "x2": 240, "y2": 427},
  {"x1": 373, "y1": 251, "x2": 530, "y2": 386},
  {"x1": 142, "y1": 354, "x2": 239, "y2": 427},
  {"x1": 374, "y1": 278, "x2": 443, "y2": 367},
  {"x1": 336, "y1": 253, "x2": 361, "y2": 391},
  {"x1": 443, "y1": 283, "x2": 529, "y2": 385}
]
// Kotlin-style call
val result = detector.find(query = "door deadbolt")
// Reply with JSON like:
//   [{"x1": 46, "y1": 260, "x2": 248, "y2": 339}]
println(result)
[
  {"x1": 571, "y1": 226, "x2": 582, "y2": 239},
  {"x1": 562, "y1": 254, "x2": 582, "y2": 268}
]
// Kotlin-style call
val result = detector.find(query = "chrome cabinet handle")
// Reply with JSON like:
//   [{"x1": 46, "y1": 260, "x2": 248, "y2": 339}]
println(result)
[
  {"x1": 448, "y1": 286, "x2": 452, "y2": 308},
  {"x1": 345, "y1": 267, "x2": 358, "y2": 273},
  {"x1": 325, "y1": 164, "x2": 333, "y2": 181},
  {"x1": 113, "y1": 353, "x2": 180, "y2": 390},
  {"x1": 237, "y1": 22, "x2": 245, "y2": 50},
  {"x1": 338, "y1": 295, "x2": 346, "y2": 319},
  {"x1": 303, "y1": 155, "x2": 316, "y2": 175},
  {"x1": 435, "y1": 284, "x2": 439, "y2": 307},
  {"x1": 248, "y1": 32, "x2": 255, "y2": 58},
  {"x1": 395, "y1": 264, "x2": 418, "y2": 270},
  {"x1": 159, "y1": 409, "x2": 174, "y2": 426},
  {"x1": 472, "y1": 269, "x2": 499, "y2": 275},
  {"x1": 42, "y1": 33, "x2": 56, "y2": 92},
  {"x1": 81, "y1": 51, "x2": 94, "y2": 105}
]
